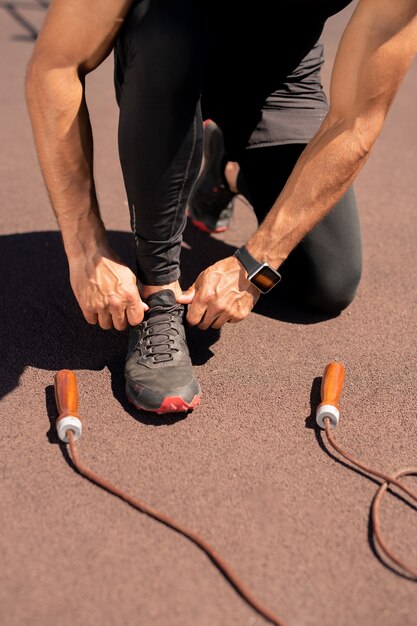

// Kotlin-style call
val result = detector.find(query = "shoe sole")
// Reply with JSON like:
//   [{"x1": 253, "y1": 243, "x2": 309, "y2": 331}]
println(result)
[
  {"x1": 125, "y1": 385, "x2": 201, "y2": 415},
  {"x1": 127, "y1": 393, "x2": 201, "y2": 415},
  {"x1": 190, "y1": 216, "x2": 228, "y2": 233}
]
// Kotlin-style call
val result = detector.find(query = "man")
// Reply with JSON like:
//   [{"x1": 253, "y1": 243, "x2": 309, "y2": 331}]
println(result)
[{"x1": 26, "y1": 0, "x2": 417, "y2": 414}]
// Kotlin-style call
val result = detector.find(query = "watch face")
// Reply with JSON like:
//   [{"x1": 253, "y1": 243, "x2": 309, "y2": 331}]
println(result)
[{"x1": 250, "y1": 265, "x2": 281, "y2": 293}]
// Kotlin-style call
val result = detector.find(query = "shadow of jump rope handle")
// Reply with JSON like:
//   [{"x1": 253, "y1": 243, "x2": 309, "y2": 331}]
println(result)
[
  {"x1": 54, "y1": 370, "x2": 83, "y2": 443},
  {"x1": 316, "y1": 362, "x2": 346, "y2": 429}
]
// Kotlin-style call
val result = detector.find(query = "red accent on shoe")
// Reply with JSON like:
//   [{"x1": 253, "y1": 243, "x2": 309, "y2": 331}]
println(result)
[
  {"x1": 128, "y1": 394, "x2": 201, "y2": 415},
  {"x1": 190, "y1": 218, "x2": 228, "y2": 234},
  {"x1": 203, "y1": 118, "x2": 212, "y2": 127}
]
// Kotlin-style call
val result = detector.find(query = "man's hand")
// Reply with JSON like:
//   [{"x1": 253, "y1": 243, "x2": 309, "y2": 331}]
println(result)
[
  {"x1": 177, "y1": 256, "x2": 260, "y2": 329},
  {"x1": 69, "y1": 248, "x2": 148, "y2": 331}
]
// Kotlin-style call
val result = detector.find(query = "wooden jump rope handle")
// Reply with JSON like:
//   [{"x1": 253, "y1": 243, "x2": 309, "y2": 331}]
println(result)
[
  {"x1": 316, "y1": 362, "x2": 346, "y2": 429},
  {"x1": 54, "y1": 370, "x2": 83, "y2": 443}
]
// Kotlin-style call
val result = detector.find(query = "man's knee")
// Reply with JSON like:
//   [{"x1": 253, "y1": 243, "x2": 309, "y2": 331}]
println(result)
[{"x1": 303, "y1": 259, "x2": 362, "y2": 315}]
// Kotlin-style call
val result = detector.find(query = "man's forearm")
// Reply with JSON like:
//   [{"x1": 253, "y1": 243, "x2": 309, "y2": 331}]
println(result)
[
  {"x1": 246, "y1": 114, "x2": 380, "y2": 268},
  {"x1": 25, "y1": 62, "x2": 108, "y2": 258}
]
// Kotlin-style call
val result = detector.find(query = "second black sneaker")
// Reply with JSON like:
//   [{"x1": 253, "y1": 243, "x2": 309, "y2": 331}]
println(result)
[
  {"x1": 125, "y1": 289, "x2": 201, "y2": 414},
  {"x1": 188, "y1": 120, "x2": 235, "y2": 233}
]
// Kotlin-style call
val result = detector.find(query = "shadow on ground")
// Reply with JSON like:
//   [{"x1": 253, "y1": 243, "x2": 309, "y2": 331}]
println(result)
[
  {"x1": 0, "y1": 228, "x2": 216, "y2": 406},
  {"x1": 0, "y1": 224, "x2": 335, "y2": 404}
]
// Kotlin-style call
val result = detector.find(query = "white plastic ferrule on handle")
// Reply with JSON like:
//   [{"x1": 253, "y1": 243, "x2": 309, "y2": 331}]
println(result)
[
  {"x1": 57, "y1": 416, "x2": 82, "y2": 443},
  {"x1": 316, "y1": 404, "x2": 339, "y2": 429}
]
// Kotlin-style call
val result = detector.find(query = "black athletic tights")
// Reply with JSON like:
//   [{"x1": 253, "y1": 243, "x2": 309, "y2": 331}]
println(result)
[{"x1": 115, "y1": 0, "x2": 362, "y2": 315}]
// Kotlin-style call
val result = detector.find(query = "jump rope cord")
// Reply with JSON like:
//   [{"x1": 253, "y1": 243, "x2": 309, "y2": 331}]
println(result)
[
  {"x1": 67, "y1": 429, "x2": 286, "y2": 626},
  {"x1": 324, "y1": 419, "x2": 417, "y2": 579},
  {"x1": 65, "y1": 418, "x2": 417, "y2": 626}
]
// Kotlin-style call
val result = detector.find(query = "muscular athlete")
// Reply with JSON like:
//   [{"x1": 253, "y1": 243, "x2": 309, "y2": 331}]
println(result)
[{"x1": 26, "y1": 0, "x2": 417, "y2": 413}]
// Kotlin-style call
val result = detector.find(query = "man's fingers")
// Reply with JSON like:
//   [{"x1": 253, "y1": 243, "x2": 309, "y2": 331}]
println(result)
[
  {"x1": 108, "y1": 308, "x2": 128, "y2": 331},
  {"x1": 126, "y1": 298, "x2": 147, "y2": 326},
  {"x1": 84, "y1": 311, "x2": 98, "y2": 325},
  {"x1": 197, "y1": 312, "x2": 212, "y2": 331},
  {"x1": 199, "y1": 305, "x2": 232, "y2": 330},
  {"x1": 97, "y1": 311, "x2": 113, "y2": 330},
  {"x1": 186, "y1": 295, "x2": 208, "y2": 326},
  {"x1": 197, "y1": 305, "x2": 221, "y2": 330},
  {"x1": 177, "y1": 285, "x2": 196, "y2": 304},
  {"x1": 124, "y1": 284, "x2": 148, "y2": 326},
  {"x1": 202, "y1": 302, "x2": 249, "y2": 329},
  {"x1": 210, "y1": 312, "x2": 231, "y2": 329}
]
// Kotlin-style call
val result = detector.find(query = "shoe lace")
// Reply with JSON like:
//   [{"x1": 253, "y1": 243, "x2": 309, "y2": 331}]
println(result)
[{"x1": 140, "y1": 304, "x2": 183, "y2": 364}]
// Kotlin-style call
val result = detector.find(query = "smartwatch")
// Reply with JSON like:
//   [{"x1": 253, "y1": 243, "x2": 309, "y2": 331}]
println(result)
[{"x1": 234, "y1": 245, "x2": 281, "y2": 294}]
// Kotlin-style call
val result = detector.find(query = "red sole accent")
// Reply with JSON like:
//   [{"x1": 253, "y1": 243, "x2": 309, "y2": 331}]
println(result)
[
  {"x1": 128, "y1": 394, "x2": 201, "y2": 415},
  {"x1": 190, "y1": 218, "x2": 228, "y2": 234}
]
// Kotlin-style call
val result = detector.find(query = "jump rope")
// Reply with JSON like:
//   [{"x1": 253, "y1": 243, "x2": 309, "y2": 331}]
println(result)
[{"x1": 54, "y1": 362, "x2": 417, "y2": 626}]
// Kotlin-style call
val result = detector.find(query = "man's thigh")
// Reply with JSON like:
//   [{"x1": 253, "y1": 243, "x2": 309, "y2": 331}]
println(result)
[{"x1": 238, "y1": 144, "x2": 362, "y2": 313}]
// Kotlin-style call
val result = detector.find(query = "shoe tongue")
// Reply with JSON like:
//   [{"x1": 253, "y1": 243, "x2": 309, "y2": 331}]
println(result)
[{"x1": 145, "y1": 289, "x2": 178, "y2": 310}]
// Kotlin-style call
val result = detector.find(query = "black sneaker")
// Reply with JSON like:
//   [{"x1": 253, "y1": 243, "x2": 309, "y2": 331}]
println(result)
[
  {"x1": 188, "y1": 120, "x2": 235, "y2": 233},
  {"x1": 125, "y1": 289, "x2": 201, "y2": 414}
]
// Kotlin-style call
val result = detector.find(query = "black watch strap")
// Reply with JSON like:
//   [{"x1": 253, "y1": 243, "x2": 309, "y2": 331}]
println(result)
[
  {"x1": 234, "y1": 245, "x2": 261, "y2": 275},
  {"x1": 234, "y1": 245, "x2": 281, "y2": 294}
]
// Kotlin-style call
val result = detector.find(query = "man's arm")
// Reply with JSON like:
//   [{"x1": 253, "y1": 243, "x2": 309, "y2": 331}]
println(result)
[
  {"x1": 26, "y1": 0, "x2": 147, "y2": 331},
  {"x1": 181, "y1": 0, "x2": 417, "y2": 329}
]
